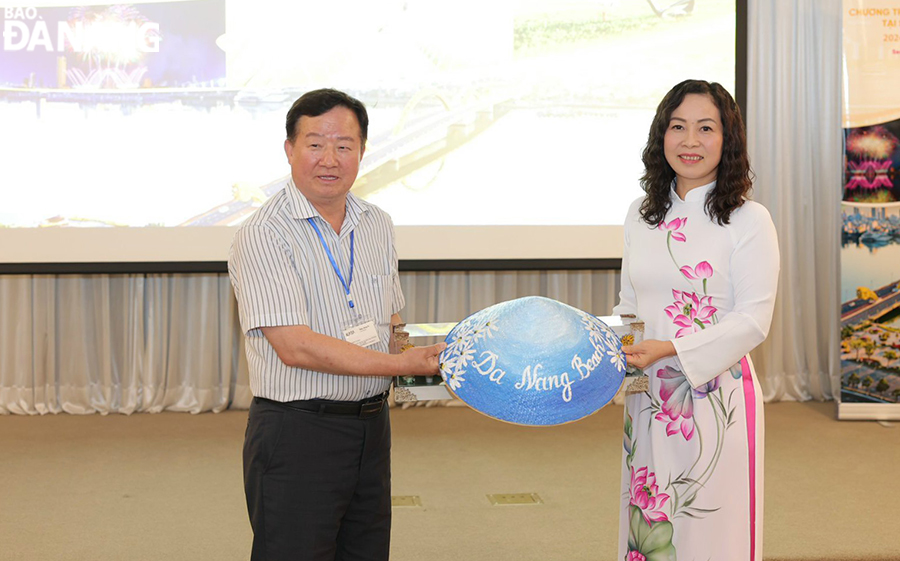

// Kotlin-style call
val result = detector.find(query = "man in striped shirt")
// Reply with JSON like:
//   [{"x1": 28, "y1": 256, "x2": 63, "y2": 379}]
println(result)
[{"x1": 229, "y1": 89, "x2": 445, "y2": 561}]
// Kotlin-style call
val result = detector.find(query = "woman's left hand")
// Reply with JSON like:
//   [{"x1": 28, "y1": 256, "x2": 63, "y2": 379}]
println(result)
[{"x1": 621, "y1": 339, "x2": 676, "y2": 370}]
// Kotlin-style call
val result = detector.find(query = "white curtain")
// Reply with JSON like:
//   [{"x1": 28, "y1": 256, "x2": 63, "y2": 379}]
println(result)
[
  {"x1": 746, "y1": 0, "x2": 843, "y2": 401},
  {"x1": 0, "y1": 271, "x2": 620, "y2": 414},
  {"x1": 0, "y1": 274, "x2": 251, "y2": 414}
]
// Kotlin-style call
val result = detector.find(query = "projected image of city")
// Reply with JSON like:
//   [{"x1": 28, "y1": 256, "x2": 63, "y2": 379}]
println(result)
[{"x1": 1, "y1": 0, "x2": 736, "y2": 232}]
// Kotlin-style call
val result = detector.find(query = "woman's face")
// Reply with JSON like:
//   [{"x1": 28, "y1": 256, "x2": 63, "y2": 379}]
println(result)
[{"x1": 663, "y1": 93, "x2": 724, "y2": 193}]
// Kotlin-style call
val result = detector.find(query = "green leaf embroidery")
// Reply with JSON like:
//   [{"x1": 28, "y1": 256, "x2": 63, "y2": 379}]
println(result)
[{"x1": 627, "y1": 506, "x2": 677, "y2": 561}]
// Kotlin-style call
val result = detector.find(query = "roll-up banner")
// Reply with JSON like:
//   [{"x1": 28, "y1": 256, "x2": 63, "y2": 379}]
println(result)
[{"x1": 840, "y1": 0, "x2": 900, "y2": 420}]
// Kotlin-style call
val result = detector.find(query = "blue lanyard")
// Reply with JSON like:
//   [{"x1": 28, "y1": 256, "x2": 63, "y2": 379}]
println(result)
[{"x1": 307, "y1": 218, "x2": 355, "y2": 309}]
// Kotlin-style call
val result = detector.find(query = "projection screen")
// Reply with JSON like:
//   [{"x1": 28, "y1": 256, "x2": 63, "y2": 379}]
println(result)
[{"x1": 0, "y1": 0, "x2": 739, "y2": 271}]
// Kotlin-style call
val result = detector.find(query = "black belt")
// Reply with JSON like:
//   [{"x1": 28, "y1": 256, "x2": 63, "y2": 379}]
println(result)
[{"x1": 256, "y1": 392, "x2": 389, "y2": 419}]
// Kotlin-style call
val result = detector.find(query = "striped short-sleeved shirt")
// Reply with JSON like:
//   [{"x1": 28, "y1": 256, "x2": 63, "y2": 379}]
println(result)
[{"x1": 228, "y1": 178, "x2": 404, "y2": 402}]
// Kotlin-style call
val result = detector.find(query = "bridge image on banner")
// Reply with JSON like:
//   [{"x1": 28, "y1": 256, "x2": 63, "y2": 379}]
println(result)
[{"x1": 840, "y1": 204, "x2": 900, "y2": 408}]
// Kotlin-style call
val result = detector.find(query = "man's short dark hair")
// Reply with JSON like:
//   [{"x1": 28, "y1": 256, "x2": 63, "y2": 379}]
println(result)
[{"x1": 285, "y1": 89, "x2": 369, "y2": 145}]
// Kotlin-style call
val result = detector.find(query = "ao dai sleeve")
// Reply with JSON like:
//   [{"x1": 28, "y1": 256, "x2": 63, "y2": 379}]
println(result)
[
  {"x1": 673, "y1": 203, "x2": 780, "y2": 389},
  {"x1": 612, "y1": 199, "x2": 641, "y2": 318}
]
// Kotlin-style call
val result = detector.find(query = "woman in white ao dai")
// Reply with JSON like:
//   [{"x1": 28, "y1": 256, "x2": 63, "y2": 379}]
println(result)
[{"x1": 614, "y1": 80, "x2": 779, "y2": 561}]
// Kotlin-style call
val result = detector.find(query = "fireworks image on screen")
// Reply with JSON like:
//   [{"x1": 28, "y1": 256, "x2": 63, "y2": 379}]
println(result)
[{"x1": 64, "y1": 4, "x2": 160, "y2": 88}]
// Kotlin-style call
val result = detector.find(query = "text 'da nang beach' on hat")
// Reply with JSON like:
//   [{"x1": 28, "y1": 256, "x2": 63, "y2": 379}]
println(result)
[{"x1": 439, "y1": 296, "x2": 626, "y2": 426}]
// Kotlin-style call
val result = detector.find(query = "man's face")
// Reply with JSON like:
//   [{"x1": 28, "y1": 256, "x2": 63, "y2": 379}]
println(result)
[{"x1": 284, "y1": 106, "x2": 365, "y2": 209}]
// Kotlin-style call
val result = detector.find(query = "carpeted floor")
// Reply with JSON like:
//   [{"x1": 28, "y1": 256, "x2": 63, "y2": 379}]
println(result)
[{"x1": 0, "y1": 400, "x2": 897, "y2": 561}]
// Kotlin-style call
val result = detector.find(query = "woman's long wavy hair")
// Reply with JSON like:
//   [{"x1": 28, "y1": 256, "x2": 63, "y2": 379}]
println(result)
[{"x1": 639, "y1": 79, "x2": 752, "y2": 226}]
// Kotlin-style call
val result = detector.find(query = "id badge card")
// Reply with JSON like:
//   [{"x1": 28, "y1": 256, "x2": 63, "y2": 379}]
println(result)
[{"x1": 343, "y1": 318, "x2": 380, "y2": 348}]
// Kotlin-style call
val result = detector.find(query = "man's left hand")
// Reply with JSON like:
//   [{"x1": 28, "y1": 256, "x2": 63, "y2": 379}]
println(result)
[{"x1": 397, "y1": 342, "x2": 446, "y2": 376}]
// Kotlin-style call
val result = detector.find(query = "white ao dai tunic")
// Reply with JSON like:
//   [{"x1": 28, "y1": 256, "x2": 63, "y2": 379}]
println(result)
[{"x1": 613, "y1": 182, "x2": 779, "y2": 561}]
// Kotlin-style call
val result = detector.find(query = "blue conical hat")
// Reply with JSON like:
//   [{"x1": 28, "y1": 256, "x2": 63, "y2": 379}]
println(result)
[{"x1": 440, "y1": 296, "x2": 626, "y2": 426}]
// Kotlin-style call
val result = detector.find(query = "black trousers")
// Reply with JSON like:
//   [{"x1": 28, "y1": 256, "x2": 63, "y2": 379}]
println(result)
[{"x1": 244, "y1": 397, "x2": 391, "y2": 561}]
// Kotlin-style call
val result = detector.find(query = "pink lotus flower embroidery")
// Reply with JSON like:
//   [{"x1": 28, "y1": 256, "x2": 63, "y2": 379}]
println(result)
[
  {"x1": 655, "y1": 366, "x2": 695, "y2": 440},
  {"x1": 664, "y1": 289, "x2": 717, "y2": 338},
  {"x1": 630, "y1": 466, "x2": 670, "y2": 524},
  {"x1": 658, "y1": 217, "x2": 688, "y2": 242},
  {"x1": 626, "y1": 552, "x2": 647, "y2": 561},
  {"x1": 680, "y1": 261, "x2": 713, "y2": 280}
]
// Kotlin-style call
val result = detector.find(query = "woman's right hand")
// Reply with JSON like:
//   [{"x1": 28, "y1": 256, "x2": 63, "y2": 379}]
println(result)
[{"x1": 622, "y1": 339, "x2": 676, "y2": 370}]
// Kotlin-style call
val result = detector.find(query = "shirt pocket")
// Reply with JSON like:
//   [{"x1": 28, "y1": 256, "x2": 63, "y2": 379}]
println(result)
[{"x1": 360, "y1": 274, "x2": 393, "y2": 326}]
